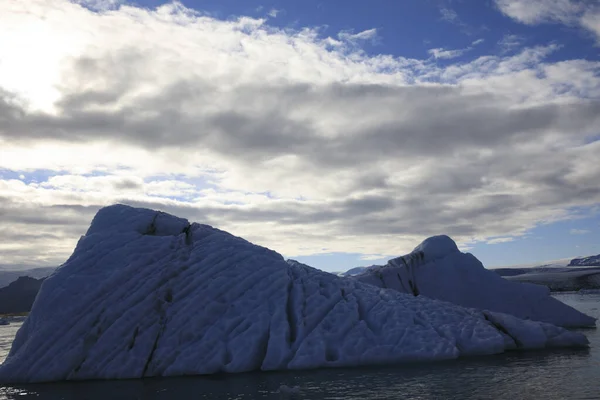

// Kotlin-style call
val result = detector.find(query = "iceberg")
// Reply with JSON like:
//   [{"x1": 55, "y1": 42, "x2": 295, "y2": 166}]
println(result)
[
  {"x1": 352, "y1": 236, "x2": 596, "y2": 328},
  {"x1": 0, "y1": 205, "x2": 590, "y2": 383}
]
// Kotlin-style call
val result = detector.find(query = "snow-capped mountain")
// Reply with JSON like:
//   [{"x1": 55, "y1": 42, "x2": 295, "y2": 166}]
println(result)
[
  {"x1": 490, "y1": 254, "x2": 600, "y2": 292},
  {"x1": 569, "y1": 254, "x2": 600, "y2": 267}
]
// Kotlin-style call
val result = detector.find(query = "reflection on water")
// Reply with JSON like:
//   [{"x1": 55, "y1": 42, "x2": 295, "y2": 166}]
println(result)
[
  {"x1": 0, "y1": 319, "x2": 24, "y2": 366},
  {"x1": 1, "y1": 293, "x2": 598, "y2": 400}
]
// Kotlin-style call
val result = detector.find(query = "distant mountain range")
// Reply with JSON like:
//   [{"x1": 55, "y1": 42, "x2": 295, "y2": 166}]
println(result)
[
  {"x1": 0, "y1": 267, "x2": 56, "y2": 289},
  {"x1": 493, "y1": 254, "x2": 600, "y2": 277},
  {"x1": 490, "y1": 253, "x2": 600, "y2": 292},
  {"x1": 568, "y1": 254, "x2": 600, "y2": 267},
  {"x1": 0, "y1": 267, "x2": 55, "y2": 315},
  {"x1": 338, "y1": 265, "x2": 376, "y2": 276},
  {"x1": 0, "y1": 276, "x2": 45, "y2": 314}
]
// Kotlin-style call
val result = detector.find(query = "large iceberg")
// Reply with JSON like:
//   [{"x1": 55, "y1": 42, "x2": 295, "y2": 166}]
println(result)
[
  {"x1": 0, "y1": 205, "x2": 590, "y2": 383},
  {"x1": 352, "y1": 236, "x2": 596, "y2": 328}
]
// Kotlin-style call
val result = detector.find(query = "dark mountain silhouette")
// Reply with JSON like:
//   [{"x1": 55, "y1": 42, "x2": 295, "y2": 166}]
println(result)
[
  {"x1": 0, "y1": 267, "x2": 55, "y2": 288},
  {"x1": 0, "y1": 276, "x2": 44, "y2": 314}
]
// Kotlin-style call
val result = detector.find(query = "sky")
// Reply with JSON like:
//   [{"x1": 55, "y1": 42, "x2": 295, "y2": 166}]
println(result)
[{"x1": 0, "y1": 0, "x2": 599, "y2": 273}]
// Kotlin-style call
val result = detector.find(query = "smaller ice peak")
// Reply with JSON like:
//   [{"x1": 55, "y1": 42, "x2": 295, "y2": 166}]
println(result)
[
  {"x1": 353, "y1": 234, "x2": 597, "y2": 328},
  {"x1": 388, "y1": 235, "x2": 460, "y2": 267},
  {"x1": 411, "y1": 235, "x2": 460, "y2": 261},
  {"x1": 85, "y1": 204, "x2": 190, "y2": 237}
]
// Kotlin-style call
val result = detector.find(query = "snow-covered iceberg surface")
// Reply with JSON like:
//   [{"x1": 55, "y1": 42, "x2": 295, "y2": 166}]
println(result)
[
  {"x1": 0, "y1": 206, "x2": 589, "y2": 383},
  {"x1": 352, "y1": 236, "x2": 596, "y2": 328}
]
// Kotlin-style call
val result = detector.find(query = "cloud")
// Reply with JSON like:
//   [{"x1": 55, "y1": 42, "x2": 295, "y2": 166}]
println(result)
[
  {"x1": 359, "y1": 254, "x2": 390, "y2": 261},
  {"x1": 581, "y1": 9, "x2": 600, "y2": 40},
  {"x1": 338, "y1": 28, "x2": 379, "y2": 44},
  {"x1": 74, "y1": 0, "x2": 124, "y2": 11},
  {"x1": 440, "y1": 7, "x2": 460, "y2": 24},
  {"x1": 267, "y1": 9, "x2": 280, "y2": 18},
  {"x1": 428, "y1": 47, "x2": 471, "y2": 59},
  {"x1": 486, "y1": 237, "x2": 516, "y2": 244},
  {"x1": 439, "y1": 6, "x2": 483, "y2": 36},
  {"x1": 1, "y1": 0, "x2": 600, "y2": 269},
  {"x1": 495, "y1": 0, "x2": 583, "y2": 24},
  {"x1": 570, "y1": 228, "x2": 590, "y2": 235},
  {"x1": 472, "y1": 39, "x2": 485, "y2": 46},
  {"x1": 494, "y1": 0, "x2": 600, "y2": 42},
  {"x1": 498, "y1": 34, "x2": 525, "y2": 52}
]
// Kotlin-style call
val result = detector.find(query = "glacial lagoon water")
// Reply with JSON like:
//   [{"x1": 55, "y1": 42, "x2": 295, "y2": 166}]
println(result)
[{"x1": 1, "y1": 293, "x2": 599, "y2": 400}]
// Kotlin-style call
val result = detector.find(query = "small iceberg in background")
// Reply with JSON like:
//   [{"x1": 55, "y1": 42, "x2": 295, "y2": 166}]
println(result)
[{"x1": 0, "y1": 205, "x2": 593, "y2": 383}]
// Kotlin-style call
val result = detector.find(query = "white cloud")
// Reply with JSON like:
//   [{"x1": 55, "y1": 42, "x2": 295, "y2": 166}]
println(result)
[
  {"x1": 457, "y1": 244, "x2": 474, "y2": 252},
  {"x1": 498, "y1": 34, "x2": 525, "y2": 52},
  {"x1": 495, "y1": 0, "x2": 600, "y2": 42},
  {"x1": 338, "y1": 28, "x2": 378, "y2": 43},
  {"x1": 0, "y1": 0, "x2": 600, "y2": 269},
  {"x1": 495, "y1": 0, "x2": 583, "y2": 24},
  {"x1": 428, "y1": 47, "x2": 470, "y2": 59},
  {"x1": 267, "y1": 9, "x2": 280, "y2": 18},
  {"x1": 487, "y1": 237, "x2": 516, "y2": 244},
  {"x1": 359, "y1": 254, "x2": 391, "y2": 261},
  {"x1": 581, "y1": 9, "x2": 600, "y2": 40},
  {"x1": 440, "y1": 7, "x2": 460, "y2": 23},
  {"x1": 570, "y1": 228, "x2": 590, "y2": 235},
  {"x1": 439, "y1": 6, "x2": 479, "y2": 35},
  {"x1": 472, "y1": 39, "x2": 485, "y2": 45}
]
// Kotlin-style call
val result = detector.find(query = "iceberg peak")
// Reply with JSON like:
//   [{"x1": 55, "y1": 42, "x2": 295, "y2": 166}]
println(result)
[
  {"x1": 86, "y1": 204, "x2": 191, "y2": 237},
  {"x1": 411, "y1": 235, "x2": 460, "y2": 263}
]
